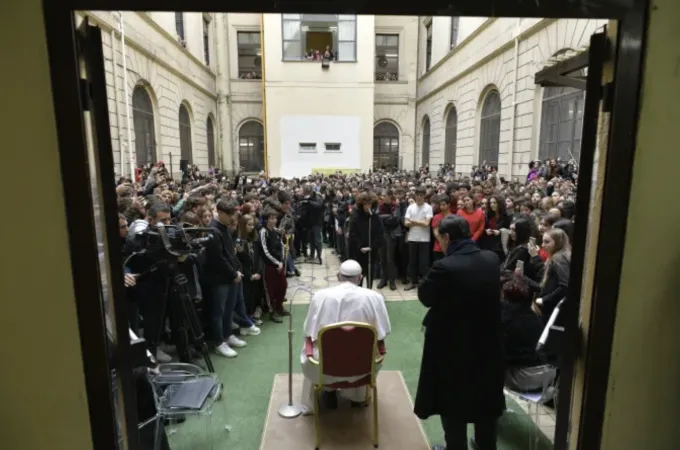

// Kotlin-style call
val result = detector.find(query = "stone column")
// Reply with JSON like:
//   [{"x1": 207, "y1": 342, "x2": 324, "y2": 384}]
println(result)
[{"x1": 214, "y1": 13, "x2": 235, "y2": 173}]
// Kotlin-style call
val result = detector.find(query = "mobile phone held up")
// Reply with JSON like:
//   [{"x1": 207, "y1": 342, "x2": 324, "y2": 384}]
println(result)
[
  {"x1": 529, "y1": 236, "x2": 536, "y2": 247},
  {"x1": 516, "y1": 260, "x2": 525, "y2": 276}
]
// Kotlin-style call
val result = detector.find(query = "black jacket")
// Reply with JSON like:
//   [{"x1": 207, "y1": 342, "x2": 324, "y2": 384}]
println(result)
[
  {"x1": 502, "y1": 245, "x2": 540, "y2": 282},
  {"x1": 300, "y1": 193, "x2": 324, "y2": 228},
  {"x1": 237, "y1": 239, "x2": 264, "y2": 279},
  {"x1": 527, "y1": 254, "x2": 570, "y2": 321},
  {"x1": 348, "y1": 207, "x2": 384, "y2": 259},
  {"x1": 501, "y1": 302, "x2": 544, "y2": 368},
  {"x1": 415, "y1": 240, "x2": 505, "y2": 421},
  {"x1": 203, "y1": 219, "x2": 240, "y2": 284}
]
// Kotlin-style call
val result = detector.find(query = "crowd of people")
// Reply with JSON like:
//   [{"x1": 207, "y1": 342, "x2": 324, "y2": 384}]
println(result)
[
  {"x1": 117, "y1": 157, "x2": 577, "y2": 449},
  {"x1": 118, "y1": 159, "x2": 576, "y2": 362}
]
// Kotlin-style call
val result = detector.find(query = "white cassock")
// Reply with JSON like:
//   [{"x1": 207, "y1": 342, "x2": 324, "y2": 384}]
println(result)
[{"x1": 300, "y1": 282, "x2": 391, "y2": 409}]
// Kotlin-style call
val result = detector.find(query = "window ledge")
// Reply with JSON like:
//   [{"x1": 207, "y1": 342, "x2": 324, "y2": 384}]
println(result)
[
  {"x1": 233, "y1": 79, "x2": 262, "y2": 82},
  {"x1": 375, "y1": 80, "x2": 407, "y2": 84}
]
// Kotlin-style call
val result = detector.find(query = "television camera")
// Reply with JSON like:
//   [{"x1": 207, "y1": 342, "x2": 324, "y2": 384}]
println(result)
[{"x1": 125, "y1": 224, "x2": 216, "y2": 372}]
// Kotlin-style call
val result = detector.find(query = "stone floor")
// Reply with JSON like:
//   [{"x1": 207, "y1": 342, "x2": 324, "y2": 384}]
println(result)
[{"x1": 286, "y1": 246, "x2": 557, "y2": 443}]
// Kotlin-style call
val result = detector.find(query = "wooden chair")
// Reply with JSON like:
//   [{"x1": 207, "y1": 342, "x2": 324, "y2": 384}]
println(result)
[{"x1": 304, "y1": 322, "x2": 386, "y2": 450}]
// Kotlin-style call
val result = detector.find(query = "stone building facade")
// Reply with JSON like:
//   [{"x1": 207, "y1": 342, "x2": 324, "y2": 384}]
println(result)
[{"x1": 79, "y1": 11, "x2": 603, "y2": 178}]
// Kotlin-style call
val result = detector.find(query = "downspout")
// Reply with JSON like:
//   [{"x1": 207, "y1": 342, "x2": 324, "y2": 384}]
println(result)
[
  {"x1": 413, "y1": 18, "x2": 421, "y2": 171},
  {"x1": 110, "y1": 26, "x2": 125, "y2": 177},
  {"x1": 260, "y1": 13, "x2": 269, "y2": 177},
  {"x1": 225, "y1": 14, "x2": 236, "y2": 173},
  {"x1": 119, "y1": 13, "x2": 135, "y2": 176},
  {"x1": 507, "y1": 18, "x2": 521, "y2": 180}
]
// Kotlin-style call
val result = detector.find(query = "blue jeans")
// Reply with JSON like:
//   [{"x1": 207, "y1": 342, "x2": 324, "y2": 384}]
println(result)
[
  {"x1": 232, "y1": 282, "x2": 253, "y2": 327},
  {"x1": 212, "y1": 283, "x2": 254, "y2": 344},
  {"x1": 286, "y1": 247, "x2": 296, "y2": 273}
]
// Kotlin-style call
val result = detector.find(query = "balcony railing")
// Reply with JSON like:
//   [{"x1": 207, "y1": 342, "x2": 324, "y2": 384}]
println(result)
[{"x1": 375, "y1": 72, "x2": 399, "y2": 82}]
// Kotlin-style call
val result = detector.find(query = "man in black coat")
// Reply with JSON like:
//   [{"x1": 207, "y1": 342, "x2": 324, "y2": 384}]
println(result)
[{"x1": 415, "y1": 215, "x2": 505, "y2": 450}]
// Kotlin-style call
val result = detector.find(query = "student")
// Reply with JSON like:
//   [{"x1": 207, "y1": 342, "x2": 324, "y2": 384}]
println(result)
[{"x1": 431, "y1": 195, "x2": 452, "y2": 262}]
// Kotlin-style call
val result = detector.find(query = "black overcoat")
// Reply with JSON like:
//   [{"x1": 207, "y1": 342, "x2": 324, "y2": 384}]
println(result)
[{"x1": 414, "y1": 240, "x2": 506, "y2": 422}]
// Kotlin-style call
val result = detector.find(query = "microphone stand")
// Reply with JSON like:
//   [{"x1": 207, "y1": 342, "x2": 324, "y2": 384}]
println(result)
[{"x1": 278, "y1": 283, "x2": 312, "y2": 419}]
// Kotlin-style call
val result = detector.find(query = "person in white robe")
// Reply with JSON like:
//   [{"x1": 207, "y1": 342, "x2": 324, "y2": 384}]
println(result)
[{"x1": 299, "y1": 260, "x2": 391, "y2": 413}]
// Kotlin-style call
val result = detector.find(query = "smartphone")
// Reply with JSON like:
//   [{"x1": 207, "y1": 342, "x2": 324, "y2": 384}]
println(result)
[
  {"x1": 516, "y1": 260, "x2": 525, "y2": 275},
  {"x1": 529, "y1": 237, "x2": 536, "y2": 247}
]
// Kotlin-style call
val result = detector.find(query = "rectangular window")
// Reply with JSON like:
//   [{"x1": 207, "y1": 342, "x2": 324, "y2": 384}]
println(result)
[
  {"x1": 425, "y1": 23, "x2": 432, "y2": 71},
  {"x1": 237, "y1": 32, "x2": 262, "y2": 79},
  {"x1": 450, "y1": 17, "x2": 460, "y2": 49},
  {"x1": 375, "y1": 34, "x2": 399, "y2": 82},
  {"x1": 299, "y1": 143, "x2": 317, "y2": 153},
  {"x1": 281, "y1": 14, "x2": 357, "y2": 62},
  {"x1": 175, "y1": 12, "x2": 185, "y2": 42},
  {"x1": 203, "y1": 18, "x2": 210, "y2": 66},
  {"x1": 324, "y1": 143, "x2": 341, "y2": 151}
]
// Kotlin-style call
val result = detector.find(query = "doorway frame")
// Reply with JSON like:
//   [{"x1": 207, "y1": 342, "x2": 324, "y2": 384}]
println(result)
[{"x1": 41, "y1": 2, "x2": 649, "y2": 450}]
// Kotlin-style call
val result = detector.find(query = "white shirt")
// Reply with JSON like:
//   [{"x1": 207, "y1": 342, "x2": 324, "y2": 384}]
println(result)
[
  {"x1": 301, "y1": 282, "x2": 391, "y2": 362},
  {"x1": 405, "y1": 202, "x2": 433, "y2": 242}
]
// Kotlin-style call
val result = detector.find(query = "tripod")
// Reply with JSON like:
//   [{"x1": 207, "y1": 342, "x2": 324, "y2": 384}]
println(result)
[{"x1": 154, "y1": 258, "x2": 215, "y2": 373}]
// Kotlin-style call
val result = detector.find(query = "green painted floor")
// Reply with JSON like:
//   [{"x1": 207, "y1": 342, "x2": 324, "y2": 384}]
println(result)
[{"x1": 168, "y1": 300, "x2": 553, "y2": 450}]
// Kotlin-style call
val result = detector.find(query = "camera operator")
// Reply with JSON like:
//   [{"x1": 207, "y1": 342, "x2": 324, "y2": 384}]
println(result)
[
  {"x1": 204, "y1": 199, "x2": 247, "y2": 358},
  {"x1": 125, "y1": 202, "x2": 174, "y2": 363},
  {"x1": 301, "y1": 186, "x2": 324, "y2": 265}
]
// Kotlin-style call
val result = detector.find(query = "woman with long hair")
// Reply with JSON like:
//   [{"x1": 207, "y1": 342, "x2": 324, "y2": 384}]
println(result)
[
  {"x1": 502, "y1": 217, "x2": 541, "y2": 282},
  {"x1": 480, "y1": 195, "x2": 511, "y2": 260},
  {"x1": 237, "y1": 214, "x2": 266, "y2": 325},
  {"x1": 528, "y1": 228, "x2": 571, "y2": 322}
]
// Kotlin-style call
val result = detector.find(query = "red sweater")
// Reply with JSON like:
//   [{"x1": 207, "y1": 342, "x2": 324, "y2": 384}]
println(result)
[{"x1": 457, "y1": 208, "x2": 486, "y2": 242}]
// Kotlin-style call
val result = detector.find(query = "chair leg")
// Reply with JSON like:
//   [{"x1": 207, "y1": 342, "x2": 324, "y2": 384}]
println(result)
[
  {"x1": 365, "y1": 385, "x2": 370, "y2": 404},
  {"x1": 372, "y1": 385, "x2": 379, "y2": 448},
  {"x1": 314, "y1": 386, "x2": 320, "y2": 450}
]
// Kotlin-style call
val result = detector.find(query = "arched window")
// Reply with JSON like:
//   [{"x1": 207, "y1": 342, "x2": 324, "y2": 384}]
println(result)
[
  {"x1": 239, "y1": 121, "x2": 264, "y2": 172},
  {"x1": 422, "y1": 117, "x2": 431, "y2": 166},
  {"x1": 207, "y1": 117, "x2": 216, "y2": 168},
  {"x1": 444, "y1": 107, "x2": 458, "y2": 164},
  {"x1": 539, "y1": 84, "x2": 585, "y2": 162},
  {"x1": 132, "y1": 87, "x2": 156, "y2": 167},
  {"x1": 178, "y1": 105, "x2": 193, "y2": 165},
  {"x1": 373, "y1": 122, "x2": 400, "y2": 170},
  {"x1": 479, "y1": 90, "x2": 501, "y2": 166}
]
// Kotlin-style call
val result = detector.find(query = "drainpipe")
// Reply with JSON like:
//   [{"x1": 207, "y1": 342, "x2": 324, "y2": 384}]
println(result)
[
  {"x1": 507, "y1": 18, "x2": 521, "y2": 179},
  {"x1": 413, "y1": 18, "x2": 421, "y2": 171},
  {"x1": 110, "y1": 26, "x2": 125, "y2": 177},
  {"x1": 119, "y1": 13, "x2": 135, "y2": 176},
  {"x1": 260, "y1": 13, "x2": 269, "y2": 177},
  {"x1": 225, "y1": 14, "x2": 236, "y2": 173}
]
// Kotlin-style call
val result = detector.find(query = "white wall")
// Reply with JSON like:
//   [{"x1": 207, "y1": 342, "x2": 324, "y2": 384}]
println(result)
[
  {"x1": 416, "y1": 18, "x2": 606, "y2": 177},
  {"x1": 280, "y1": 116, "x2": 361, "y2": 177},
  {"x1": 79, "y1": 11, "x2": 218, "y2": 176}
]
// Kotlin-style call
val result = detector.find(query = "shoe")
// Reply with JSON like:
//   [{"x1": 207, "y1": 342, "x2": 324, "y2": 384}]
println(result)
[
  {"x1": 278, "y1": 310, "x2": 291, "y2": 317},
  {"x1": 431, "y1": 445, "x2": 446, "y2": 450},
  {"x1": 317, "y1": 258, "x2": 323, "y2": 265},
  {"x1": 155, "y1": 348, "x2": 172, "y2": 363},
  {"x1": 286, "y1": 272, "x2": 295, "y2": 278},
  {"x1": 227, "y1": 335, "x2": 247, "y2": 348},
  {"x1": 294, "y1": 268, "x2": 301, "y2": 277},
  {"x1": 231, "y1": 321, "x2": 239, "y2": 330},
  {"x1": 215, "y1": 343, "x2": 237, "y2": 358},
  {"x1": 389, "y1": 281, "x2": 397, "y2": 291},
  {"x1": 241, "y1": 325, "x2": 261, "y2": 336},
  {"x1": 404, "y1": 284, "x2": 418, "y2": 291},
  {"x1": 283, "y1": 297, "x2": 288, "y2": 303},
  {"x1": 270, "y1": 312, "x2": 283, "y2": 323},
  {"x1": 377, "y1": 280, "x2": 387, "y2": 289},
  {"x1": 252, "y1": 318, "x2": 264, "y2": 326},
  {"x1": 253, "y1": 307, "x2": 262, "y2": 319}
]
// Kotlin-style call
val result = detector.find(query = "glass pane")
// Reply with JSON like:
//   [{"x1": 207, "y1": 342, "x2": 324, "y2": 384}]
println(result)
[
  {"x1": 338, "y1": 20, "x2": 356, "y2": 41},
  {"x1": 283, "y1": 40, "x2": 302, "y2": 59},
  {"x1": 282, "y1": 20, "x2": 301, "y2": 40},
  {"x1": 337, "y1": 42, "x2": 355, "y2": 61},
  {"x1": 559, "y1": 119, "x2": 574, "y2": 142},
  {"x1": 338, "y1": 14, "x2": 356, "y2": 21}
]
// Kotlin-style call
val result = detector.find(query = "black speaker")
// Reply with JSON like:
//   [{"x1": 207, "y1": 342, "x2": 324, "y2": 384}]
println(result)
[{"x1": 180, "y1": 159, "x2": 189, "y2": 172}]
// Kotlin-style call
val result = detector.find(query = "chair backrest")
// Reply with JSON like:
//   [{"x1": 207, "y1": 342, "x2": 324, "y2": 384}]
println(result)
[{"x1": 318, "y1": 322, "x2": 377, "y2": 380}]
